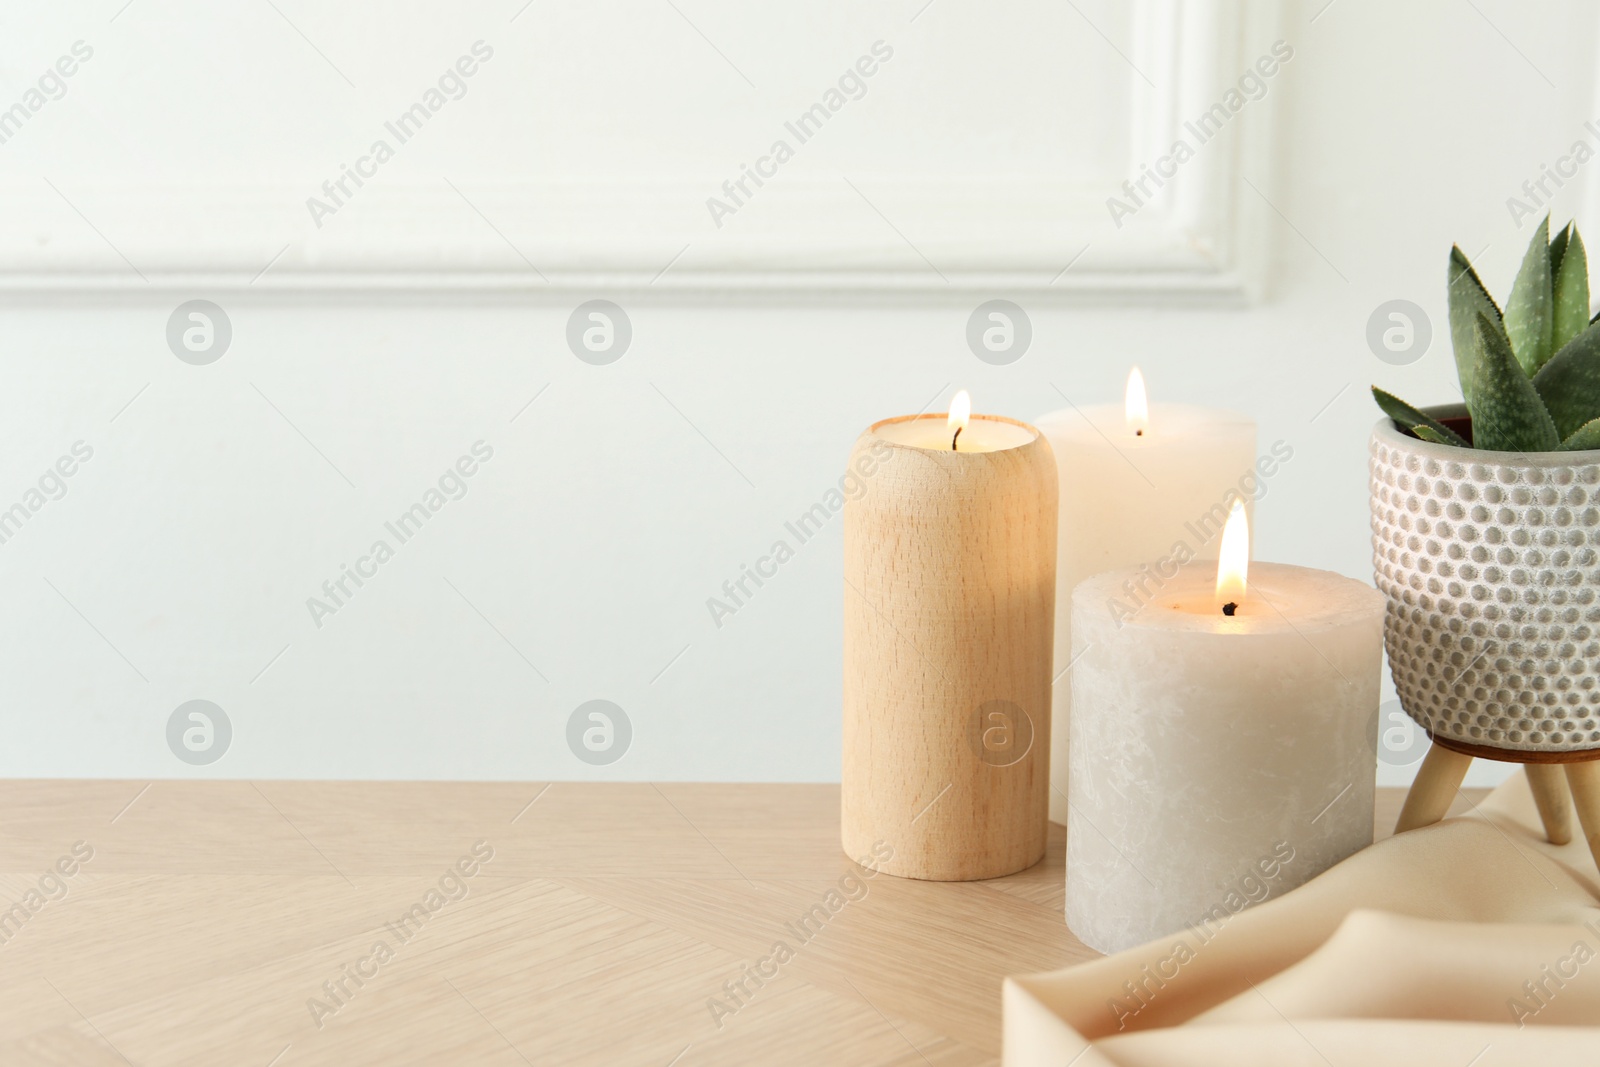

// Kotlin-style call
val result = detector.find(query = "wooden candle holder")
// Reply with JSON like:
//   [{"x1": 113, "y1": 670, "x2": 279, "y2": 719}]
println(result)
[{"x1": 842, "y1": 414, "x2": 1056, "y2": 881}]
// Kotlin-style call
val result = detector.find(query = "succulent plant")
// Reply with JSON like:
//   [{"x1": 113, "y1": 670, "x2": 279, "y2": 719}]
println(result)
[{"x1": 1372, "y1": 216, "x2": 1600, "y2": 452}]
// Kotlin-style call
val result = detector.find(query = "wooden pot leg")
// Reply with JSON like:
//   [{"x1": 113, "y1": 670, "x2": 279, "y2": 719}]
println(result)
[
  {"x1": 1395, "y1": 743, "x2": 1474, "y2": 833},
  {"x1": 1564, "y1": 761, "x2": 1600, "y2": 872},
  {"x1": 1526, "y1": 764, "x2": 1574, "y2": 846}
]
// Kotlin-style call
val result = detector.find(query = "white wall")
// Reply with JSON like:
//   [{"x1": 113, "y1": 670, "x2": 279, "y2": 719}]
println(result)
[{"x1": 2, "y1": 0, "x2": 1595, "y2": 786}]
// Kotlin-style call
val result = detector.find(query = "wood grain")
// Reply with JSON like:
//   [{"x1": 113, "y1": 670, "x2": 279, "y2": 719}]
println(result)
[
  {"x1": 1526, "y1": 764, "x2": 1575, "y2": 846},
  {"x1": 843, "y1": 418, "x2": 1058, "y2": 880},
  {"x1": 1394, "y1": 744, "x2": 1474, "y2": 833},
  {"x1": 0, "y1": 782, "x2": 1444, "y2": 1066},
  {"x1": 1565, "y1": 761, "x2": 1600, "y2": 874}
]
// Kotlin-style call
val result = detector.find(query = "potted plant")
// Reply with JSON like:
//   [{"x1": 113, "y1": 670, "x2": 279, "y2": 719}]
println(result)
[{"x1": 1371, "y1": 216, "x2": 1600, "y2": 867}]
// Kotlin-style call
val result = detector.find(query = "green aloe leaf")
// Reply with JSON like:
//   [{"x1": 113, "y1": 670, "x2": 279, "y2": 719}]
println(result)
[
  {"x1": 1471, "y1": 311, "x2": 1560, "y2": 451},
  {"x1": 1447, "y1": 245, "x2": 1506, "y2": 406},
  {"x1": 1532, "y1": 321, "x2": 1600, "y2": 437},
  {"x1": 1561, "y1": 417, "x2": 1600, "y2": 451},
  {"x1": 1371, "y1": 387, "x2": 1469, "y2": 447},
  {"x1": 1413, "y1": 425, "x2": 1458, "y2": 446},
  {"x1": 1551, "y1": 222, "x2": 1572, "y2": 277},
  {"x1": 1554, "y1": 225, "x2": 1590, "y2": 353},
  {"x1": 1504, "y1": 216, "x2": 1554, "y2": 375}
]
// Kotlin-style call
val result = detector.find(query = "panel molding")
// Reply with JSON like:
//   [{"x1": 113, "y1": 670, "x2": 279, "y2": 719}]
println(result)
[{"x1": 2, "y1": 2, "x2": 1285, "y2": 300}]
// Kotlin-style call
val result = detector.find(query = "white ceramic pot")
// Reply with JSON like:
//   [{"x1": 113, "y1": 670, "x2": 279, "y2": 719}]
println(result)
[{"x1": 1370, "y1": 405, "x2": 1600, "y2": 754}]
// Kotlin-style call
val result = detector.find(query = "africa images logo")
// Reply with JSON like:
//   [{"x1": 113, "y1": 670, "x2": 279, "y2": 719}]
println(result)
[
  {"x1": 305, "y1": 442, "x2": 494, "y2": 628},
  {"x1": 704, "y1": 40, "x2": 894, "y2": 228},
  {"x1": 305, "y1": 42, "x2": 495, "y2": 228}
]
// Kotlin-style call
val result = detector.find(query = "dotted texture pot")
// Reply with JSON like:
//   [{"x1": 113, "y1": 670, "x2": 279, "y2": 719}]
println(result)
[{"x1": 1371, "y1": 405, "x2": 1600, "y2": 754}]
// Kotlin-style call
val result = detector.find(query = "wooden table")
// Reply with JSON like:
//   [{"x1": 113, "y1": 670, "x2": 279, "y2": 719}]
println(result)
[{"x1": 0, "y1": 782, "x2": 1467, "y2": 1066}]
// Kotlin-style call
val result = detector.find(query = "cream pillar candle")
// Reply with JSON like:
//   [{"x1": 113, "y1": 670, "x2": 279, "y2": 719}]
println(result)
[
  {"x1": 1065, "y1": 505, "x2": 1383, "y2": 955},
  {"x1": 1036, "y1": 371, "x2": 1259, "y2": 822},
  {"x1": 842, "y1": 393, "x2": 1057, "y2": 880}
]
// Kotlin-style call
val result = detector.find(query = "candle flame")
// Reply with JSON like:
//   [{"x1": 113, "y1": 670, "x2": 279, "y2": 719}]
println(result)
[
  {"x1": 1126, "y1": 367, "x2": 1149, "y2": 436},
  {"x1": 1215, "y1": 500, "x2": 1249, "y2": 612},
  {"x1": 948, "y1": 390, "x2": 971, "y2": 450}
]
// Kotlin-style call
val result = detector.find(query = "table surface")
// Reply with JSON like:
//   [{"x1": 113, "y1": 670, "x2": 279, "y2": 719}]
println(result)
[{"x1": 0, "y1": 782, "x2": 1479, "y2": 1066}]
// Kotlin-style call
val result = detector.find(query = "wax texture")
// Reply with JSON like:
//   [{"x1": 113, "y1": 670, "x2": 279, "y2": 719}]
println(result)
[
  {"x1": 1065, "y1": 562, "x2": 1383, "y2": 954},
  {"x1": 1036, "y1": 403, "x2": 1257, "y2": 822}
]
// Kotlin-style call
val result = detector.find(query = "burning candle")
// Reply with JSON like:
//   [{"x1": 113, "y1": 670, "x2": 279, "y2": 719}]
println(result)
[
  {"x1": 1035, "y1": 372, "x2": 1259, "y2": 821},
  {"x1": 1064, "y1": 505, "x2": 1384, "y2": 954},
  {"x1": 842, "y1": 392, "x2": 1057, "y2": 880},
  {"x1": 870, "y1": 389, "x2": 1029, "y2": 452}
]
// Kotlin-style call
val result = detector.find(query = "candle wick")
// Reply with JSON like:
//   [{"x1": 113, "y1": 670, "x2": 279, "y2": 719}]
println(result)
[
  {"x1": 1222, "y1": 602, "x2": 1238, "y2": 616},
  {"x1": 951, "y1": 426, "x2": 962, "y2": 451},
  {"x1": 1135, "y1": 429, "x2": 1143, "y2": 437}
]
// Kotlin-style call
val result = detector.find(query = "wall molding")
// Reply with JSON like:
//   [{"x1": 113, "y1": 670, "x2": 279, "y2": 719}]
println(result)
[{"x1": 3, "y1": 2, "x2": 1284, "y2": 300}]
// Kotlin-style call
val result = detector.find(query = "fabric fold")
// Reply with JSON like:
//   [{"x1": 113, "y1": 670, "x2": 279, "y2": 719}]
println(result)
[{"x1": 1004, "y1": 775, "x2": 1600, "y2": 1064}]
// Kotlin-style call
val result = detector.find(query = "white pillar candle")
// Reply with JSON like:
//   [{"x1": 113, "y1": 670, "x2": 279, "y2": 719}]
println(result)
[
  {"x1": 1036, "y1": 371, "x2": 1259, "y2": 821},
  {"x1": 1065, "y1": 506, "x2": 1383, "y2": 955}
]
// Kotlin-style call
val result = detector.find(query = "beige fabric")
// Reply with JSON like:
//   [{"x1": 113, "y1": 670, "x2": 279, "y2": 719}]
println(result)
[{"x1": 1004, "y1": 774, "x2": 1600, "y2": 1064}]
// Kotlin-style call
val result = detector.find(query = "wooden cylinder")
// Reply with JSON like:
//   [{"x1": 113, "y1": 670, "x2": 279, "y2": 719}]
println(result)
[{"x1": 842, "y1": 413, "x2": 1056, "y2": 880}]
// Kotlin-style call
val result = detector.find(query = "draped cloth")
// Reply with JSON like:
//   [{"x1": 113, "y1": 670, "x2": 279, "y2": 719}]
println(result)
[{"x1": 1004, "y1": 775, "x2": 1600, "y2": 1064}]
